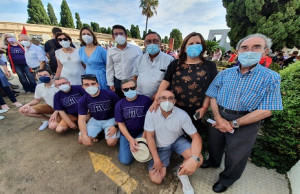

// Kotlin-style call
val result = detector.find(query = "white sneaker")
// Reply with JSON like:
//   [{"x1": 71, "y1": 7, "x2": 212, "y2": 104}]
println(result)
[
  {"x1": 0, "y1": 116, "x2": 5, "y2": 120},
  {"x1": 177, "y1": 169, "x2": 194, "y2": 194},
  {"x1": 39, "y1": 121, "x2": 49, "y2": 131},
  {"x1": 0, "y1": 109, "x2": 8, "y2": 114}
]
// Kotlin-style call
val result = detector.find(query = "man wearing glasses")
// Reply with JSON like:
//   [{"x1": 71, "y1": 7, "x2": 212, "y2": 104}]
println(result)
[
  {"x1": 133, "y1": 32, "x2": 174, "y2": 100},
  {"x1": 106, "y1": 25, "x2": 142, "y2": 98},
  {"x1": 78, "y1": 74, "x2": 120, "y2": 146},
  {"x1": 144, "y1": 90, "x2": 203, "y2": 194},
  {"x1": 204, "y1": 34, "x2": 283, "y2": 193},
  {"x1": 114, "y1": 79, "x2": 152, "y2": 165}
]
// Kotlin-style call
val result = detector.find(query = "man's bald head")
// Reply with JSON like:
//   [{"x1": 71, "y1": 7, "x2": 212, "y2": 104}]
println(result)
[{"x1": 18, "y1": 34, "x2": 31, "y2": 41}]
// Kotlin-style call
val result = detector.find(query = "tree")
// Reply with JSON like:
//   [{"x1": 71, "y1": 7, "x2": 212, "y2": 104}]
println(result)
[
  {"x1": 47, "y1": 3, "x2": 58, "y2": 25},
  {"x1": 130, "y1": 25, "x2": 138, "y2": 39},
  {"x1": 126, "y1": 29, "x2": 132, "y2": 38},
  {"x1": 222, "y1": 0, "x2": 300, "y2": 50},
  {"x1": 107, "y1": 27, "x2": 112, "y2": 35},
  {"x1": 170, "y1": 29, "x2": 182, "y2": 50},
  {"x1": 163, "y1": 36, "x2": 169, "y2": 44},
  {"x1": 206, "y1": 40, "x2": 219, "y2": 56},
  {"x1": 91, "y1": 22, "x2": 101, "y2": 33},
  {"x1": 75, "y1": 12, "x2": 83, "y2": 29},
  {"x1": 82, "y1": 23, "x2": 91, "y2": 28},
  {"x1": 139, "y1": 0, "x2": 159, "y2": 35},
  {"x1": 100, "y1": 27, "x2": 107, "y2": 34},
  {"x1": 60, "y1": 0, "x2": 75, "y2": 28},
  {"x1": 136, "y1": 25, "x2": 141, "y2": 39},
  {"x1": 27, "y1": 0, "x2": 50, "y2": 25}
]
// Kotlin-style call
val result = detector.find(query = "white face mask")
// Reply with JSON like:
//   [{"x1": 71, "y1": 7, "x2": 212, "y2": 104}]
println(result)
[
  {"x1": 160, "y1": 101, "x2": 174, "y2": 112},
  {"x1": 82, "y1": 35, "x2": 94, "y2": 44},
  {"x1": 58, "y1": 84, "x2": 71, "y2": 92},
  {"x1": 60, "y1": 40, "x2": 71, "y2": 48},
  {"x1": 21, "y1": 41, "x2": 31, "y2": 48},
  {"x1": 115, "y1": 35, "x2": 126, "y2": 45},
  {"x1": 85, "y1": 86, "x2": 98, "y2": 96}
]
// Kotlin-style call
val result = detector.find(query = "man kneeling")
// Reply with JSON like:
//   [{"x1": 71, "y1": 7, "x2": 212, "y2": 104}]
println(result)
[
  {"x1": 145, "y1": 90, "x2": 203, "y2": 193},
  {"x1": 78, "y1": 74, "x2": 120, "y2": 146}
]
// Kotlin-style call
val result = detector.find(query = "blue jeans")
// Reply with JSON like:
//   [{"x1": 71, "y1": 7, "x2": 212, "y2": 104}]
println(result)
[
  {"x1": 118, "y1": 133, "x2": 143, "y2": 165},
  {"x1": 14, "y1": 64, "x2": 36, "y2": 92}
]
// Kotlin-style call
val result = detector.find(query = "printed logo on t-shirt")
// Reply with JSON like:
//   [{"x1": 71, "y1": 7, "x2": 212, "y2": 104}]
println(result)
[
  {"x1": 88, "y1": 100, "x2": 111, "y2": 113},
  {"x1": 61, "y1": 93, "x2": 81, "y2": 107},
  {"x1": 123, "y1": 106, "x2": 145, "y2": 119}
]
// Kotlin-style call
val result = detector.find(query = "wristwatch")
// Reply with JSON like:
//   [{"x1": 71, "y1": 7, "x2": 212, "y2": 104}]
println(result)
[
  {"x1": 232, "y1": 120, "x2": 239, "y2": 128},
  {"x1": 191, "y1": 156, "x2": 201, "y2": 163}
]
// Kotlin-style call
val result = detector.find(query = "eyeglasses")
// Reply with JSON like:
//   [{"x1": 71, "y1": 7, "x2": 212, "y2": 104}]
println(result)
[
  {"x1": 122, "y1": 86, "x2": 136, "y2": 92},
  {"x1": 145, "y1": 39, "x2": 160, "y2": 45},
  {"x1": 159, "y1": 96, "x2": 175, "y2": 101},
  {"x1": 55, "y1": 82, "x2": 69, "y2": 87},
  {"x1": 57, "y1": 38, "x2": 69, "y2": 42},
  {"x1": 239, "y1": 45, "x2": 264, "y2": 52},
  {"x1": 81, "y1": 74, "x2": 96, "y2": 79},
  {"x1": 113, "y1": 32, "x2": 124, "y2": 36}
]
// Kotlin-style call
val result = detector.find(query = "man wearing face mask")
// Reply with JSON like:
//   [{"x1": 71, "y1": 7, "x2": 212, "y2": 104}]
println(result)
[
  {"x1": 106, "y1": 25, "x2": 143, "y2": 98},
  {"x1": 18, "y1": 34, "x2": 48, "y2": 73},
  {"x1": 50, "y1": 77, "x2": 86, "y2": 133},
  {"x1": 204, "y1": 34, "x2": 283, "y2": 193},
  {"x1": 78, "y1": 74, "x2": 120, "y2": 146},
  {"x1": 144, "y1": 90, "x2": 203, "y2": 193},
  {"x1": 19, "y1": 69, "x2": 59, "y2": 131},
  {"x1": 114, "y1": 79, "x2": 152, "y2": 165},
  {"x1": 133, "y1": 32, "x2": 174, "y2": 100}
]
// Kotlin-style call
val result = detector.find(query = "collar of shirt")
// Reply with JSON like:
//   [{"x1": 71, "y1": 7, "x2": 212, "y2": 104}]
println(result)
[
  {"x1": 159, "y1": 106, "x2": 175, "y2": 120},
  {"x1": 147, "y1": 51, "x2": 161, "y2": 62},
  {"x1": 114, "y1": 43, "x2": 131, "y2": 51},
  {"x1": 237, "y1": 63, "x2": 261, "y2": 75}
]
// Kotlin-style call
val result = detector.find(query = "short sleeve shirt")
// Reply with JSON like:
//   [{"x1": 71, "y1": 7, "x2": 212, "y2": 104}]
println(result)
[{"x1": 34, "y1": 83, "x2": 59, "y2": 108}]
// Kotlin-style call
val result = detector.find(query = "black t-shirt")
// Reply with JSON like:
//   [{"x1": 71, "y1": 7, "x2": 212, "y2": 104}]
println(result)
[{"x1": 164, "y1": 59, "x2": 218, "y2": 115}]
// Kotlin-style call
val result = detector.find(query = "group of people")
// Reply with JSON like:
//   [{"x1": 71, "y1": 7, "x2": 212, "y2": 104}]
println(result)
[{"x1": 1, "y1": 24, "x2": 283, "y2": 193}]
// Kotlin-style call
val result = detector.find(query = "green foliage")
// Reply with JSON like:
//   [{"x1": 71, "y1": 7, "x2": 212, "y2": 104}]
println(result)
[
  {"x1": 100, "y1": 27, "x2": 107, "y2": 34},
  {"x1": 222, "y1": 0, "x2": 300, "y2": 51},
  {"x1": 269, "y1": 63, "x2": 281, "y2": 73},
  {"x1": 251, "y1": 62, "x2": 300, "y2": 173},
  {"x1": 47, "y1": 3, "x2": 58, "y2": 26},
  {"x1": 106, "y1": 27, "x2": 112, "y2": 35},
  {"x1": 162, "y1": 36, "x2": 169, "y2": 44},
  {"x1": 82, "y1": 23, "x2": 91, "y2": 28},
  {"x1": 130, "y1": 25, "x2": 141, "y2": 39},
  {"x1": 126, "y1": 29, "x2": 132, "y2": 38},
  {"x1": 206, "y1": 40, "x2": 219, "y2": 55},
  {"x1": 139, "y1": 0, "x2": 159, "y2": 34},
  {"x1": 170, "y1": 29, "x2": 182, "y2": 50},
  {"x1": 91, "y1": 22, "x2": 101, "y2": 33},
  {"x1": 60, "y1": 0, "x2": 75, "y2": 28},
  {"x1": 75, "y1": 12, "x2": 83, "y2": 29},
  {"x1": 27, "y1": 0, "x2": 50, "y2": 25}
]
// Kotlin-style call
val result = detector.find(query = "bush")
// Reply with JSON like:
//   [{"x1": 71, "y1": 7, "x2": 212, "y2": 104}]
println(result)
[
  {"x1": 251, "y1": 62, "x2": 300, "y2": 173},
  {"x1": 269, "y1": 63, "x2": 281, "y2": 73}
]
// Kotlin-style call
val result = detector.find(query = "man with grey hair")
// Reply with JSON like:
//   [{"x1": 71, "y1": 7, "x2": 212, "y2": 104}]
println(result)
[{"x1": 204, "y1": 33, "x2": 283, "y2": 192}]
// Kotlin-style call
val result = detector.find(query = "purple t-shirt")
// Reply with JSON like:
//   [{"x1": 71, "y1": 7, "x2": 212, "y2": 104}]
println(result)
[
  {"x1": 53, "y1": 85, "x2": 86, "y2": 115},
  {"x1": 9, "y1": 45, "x2": 26, "y2": 65},
  {"x1": 114, "y1": 95, "x2": 152, "y2": 137},
  {"x1": 78, "y1": 89, "x2": 120, "y2": 120}
]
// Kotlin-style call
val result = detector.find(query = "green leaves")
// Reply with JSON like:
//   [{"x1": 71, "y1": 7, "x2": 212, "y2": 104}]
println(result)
[
  {"x1": 47, "y1": 3, "x2": 58, "y2": 26},
  {"x1": 60, "y1": 0, "x2": 75, "y2": 28},
  {"x1": 27, "y1": 0, "x2": 50, "y2": 25},
  {"x1": 170, "y1": 29, "x2": 182, "y2": 50},
  {"x1": 75, "y1": 12, "x2": 83, "y2": 30}
]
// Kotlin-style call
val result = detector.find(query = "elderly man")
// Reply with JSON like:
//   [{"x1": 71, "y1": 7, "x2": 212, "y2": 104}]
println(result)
[
  {"x1": 133, "y1": 32, "x2": 174, "y2": 100},
  {"x1": 19, "y1": 34, "x2": 48, "y2": 73},
  {"x1": 106, "y1": 25, "x2": 142, "y2": 98},
  {"x1": 204, "y1": 33, "x2": 283, "y2": 193},
  {"x1": 144, "y1": 90, "x2": 203, "y2": 193}
]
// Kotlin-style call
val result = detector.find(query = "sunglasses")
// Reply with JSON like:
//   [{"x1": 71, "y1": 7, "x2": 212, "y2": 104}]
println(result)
[
  {"x1": 122, "y1": 86, "x2": 137, "y2": 92},
  {"x1": 81, "y1": 74, "x2": 96, "y2": 79},
  {"x1": 57, "y1": 38, "x2": 69, "y2": 42}
]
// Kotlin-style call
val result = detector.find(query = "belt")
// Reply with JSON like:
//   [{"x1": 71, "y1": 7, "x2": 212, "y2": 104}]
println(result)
[{"x1": 218, "y1": 105, "x2": 249, "y2": 115}]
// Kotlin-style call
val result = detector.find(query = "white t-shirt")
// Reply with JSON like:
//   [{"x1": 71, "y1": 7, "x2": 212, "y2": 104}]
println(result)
[
  {"x1": 34, "y1": 83, "x2": 58, "y2": 108},
  {"x1": 144, "y1": 106, "x2": 197, "y2": 147}
]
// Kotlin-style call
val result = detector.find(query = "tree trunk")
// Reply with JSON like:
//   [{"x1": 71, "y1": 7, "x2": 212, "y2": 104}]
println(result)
[{"x1": 145, "y1": 16, "x2": 148, "y2": 35}]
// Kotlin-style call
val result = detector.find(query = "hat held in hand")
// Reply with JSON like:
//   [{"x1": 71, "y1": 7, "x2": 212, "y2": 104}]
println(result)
[{"x1": 132, "y1": 137, "x2": 152, "y2": 162}]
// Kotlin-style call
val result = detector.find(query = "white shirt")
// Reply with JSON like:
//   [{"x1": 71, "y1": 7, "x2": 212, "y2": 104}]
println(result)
[
  {"x1": 133, "y1": 51, "x2": 174, "y2": 98},
  {"x1": 25, "y1": 44, "x2": 47, "y2": 68},
  {"x1": 34, "y1": 83, "x2": 58, "y2": 108},
  {"x1": 1, "y1": 54, "x2": 7, "y2": 63},
  {"x1": 106, "y1": 43, "x2": 142, "y2": 86},
  {"x1": 144, "y1": 106, "x2": 197, "y2": 147}
]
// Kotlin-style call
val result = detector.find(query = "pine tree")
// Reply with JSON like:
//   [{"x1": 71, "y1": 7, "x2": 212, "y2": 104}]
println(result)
[
  {"x1": 91, "y1": 22, "x2": 101, "y2": 33},
  {"x1": 135, "y1": 25, "x2": 141, "y2": 39},
  {"x1": 126, "y1": 29, "x2": 132, "y2": 38},
  {"x1": 47, "y1": 3, "x2": 58, "y2": 26},
  {"x1": 170, "y1": 29, "x2": 182, "y2": 50},
  {"x1": 106, "y1": 27, "x2": 112, "y2": 35},
  {"x1": 60, "y1": 0, "x2": 75, "y2": 28},
  {"x1": 27, "y1": 0, "x2": 50, "y2": 25},
  {"x1": 75, "y1": 12, "x2": 83, "y2": 29}
]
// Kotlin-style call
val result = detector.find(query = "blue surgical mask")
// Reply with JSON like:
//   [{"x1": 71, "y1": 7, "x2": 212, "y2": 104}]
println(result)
[
  {"x1": 124, "y1": 89, "x2": 137, "y2": 99},
  {"x1": 186, "y1": 44, "x2": 203, "y2": 58},
  {"x1": 147, "y1": 44, "x2": 160, "y2": 55},
  {"x1": 238, "y1": 52, "x2": 263, "y2": 67},
  {"x1": 39, "y1": 76, "x2": 51, "y2": 83}
]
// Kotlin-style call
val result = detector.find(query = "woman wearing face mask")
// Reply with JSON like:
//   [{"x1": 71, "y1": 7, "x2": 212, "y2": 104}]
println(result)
[
  {"x1": 54, "y1": 32, "x2": 85, "y2": 85},
  {"x1": 79, "y1": 27, "x2": 109, "y2": 90},
  {"x1": 150, "y1": 32, "x2": 218, "y2": 133},
  {"x1": 3, "y1": 33, "x2": 36, "y2": 93}
]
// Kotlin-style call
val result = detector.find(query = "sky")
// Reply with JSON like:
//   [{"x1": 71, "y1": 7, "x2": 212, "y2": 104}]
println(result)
[{"x1": 0, "y1": 0, "x2": 229, "y2": 39}]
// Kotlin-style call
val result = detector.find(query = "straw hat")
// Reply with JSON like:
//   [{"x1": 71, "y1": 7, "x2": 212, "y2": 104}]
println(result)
[{"x1": 132, "y1": 137, "x2": 152, "y2": 162}]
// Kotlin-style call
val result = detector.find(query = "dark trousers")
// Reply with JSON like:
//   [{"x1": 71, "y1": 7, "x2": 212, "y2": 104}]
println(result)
[
  {"x1": 207, "y1": 109, "x2": 260, "y2": 187},
  {"x1": 113, "y1": 77, "x2": 124, "y2": 98},
  {"x1": 0, "y1": 81, "x2": 16, "y2": 105},
  {"x1": 14, "y1": 64, "x2": 36, "y2": 92}
]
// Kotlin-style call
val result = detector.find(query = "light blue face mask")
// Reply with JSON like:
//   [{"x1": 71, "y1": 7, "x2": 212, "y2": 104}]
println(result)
[
  {"x1": 124, "y1": 90, "x2": 137, "y2": 99},
  {"x1": 238, "y1": 52, "x2": 263, "y2": 67},
  {"x1": 146, "y1": 44, "x2": 160, "y2": 55},
  {"x1": 186, "y1": 44, "x2": 203, "y2": 58}
]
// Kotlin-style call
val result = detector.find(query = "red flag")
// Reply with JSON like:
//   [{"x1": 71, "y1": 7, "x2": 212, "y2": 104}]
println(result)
[{"x1": 21, "y1": 26, "x2": 27, "y2": 35}]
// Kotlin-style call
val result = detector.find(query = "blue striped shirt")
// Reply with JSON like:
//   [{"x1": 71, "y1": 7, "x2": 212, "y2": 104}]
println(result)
[{"x1": 206, "y1": 64, "x2": 283, "y2": 111}]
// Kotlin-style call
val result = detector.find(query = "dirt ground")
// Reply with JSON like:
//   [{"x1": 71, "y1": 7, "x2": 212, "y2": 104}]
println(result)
[{"x1": 0, "y1": 93, "x2": 180, "y2": 194}]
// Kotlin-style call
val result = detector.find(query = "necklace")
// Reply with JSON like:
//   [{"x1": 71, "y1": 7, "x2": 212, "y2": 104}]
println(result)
[{"x1": 67, "y1": 53, "x2": 71, "y2": 61}]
